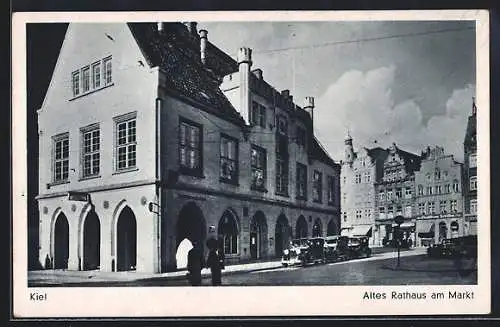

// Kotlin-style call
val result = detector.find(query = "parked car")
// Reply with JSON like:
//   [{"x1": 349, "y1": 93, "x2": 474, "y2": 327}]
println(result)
[
  {"x1": 427, "y1": 236, "x2": 477, "y2": 259},
  {"x1": 299, "y1": 237, "x2": 326, "y2": 266},
  {"x1": 347, "y1": 236, "x2": 372, "y2": 259},
  {"x1": 324, "y1": 235, "x2": 350, "y2": 262},
  {"x1": 281, "y1": 238, "x2": 309, "y2": 267}
]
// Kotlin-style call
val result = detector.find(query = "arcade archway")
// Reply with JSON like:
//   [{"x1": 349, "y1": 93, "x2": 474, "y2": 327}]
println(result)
[
  {"x1": 54, "y1": 212, "x2": 69, "y2": 269},
  {"x1": 275, "y1": 214, "x2": 290, "y2": 257},
  {"x1": 250, "y1": 211, "x2": 268, "y2": 260},
  {"x1": 176, "y1": 202, "x2": 206, "y2": 268},
  {"x1": 312, "y1": 218, "x2": 323, "y2": 237},
  {"x1": 327, "y1": 219, "x2": 338, "y2": 236},
  {"x1": 83, "y1": 211, "x2": 100, "y2": 270},
  {"x1": 295, "y1": 215, "x2": 308, "y2": 239},
  {"x1": 116, "y1": 206, "x2": 137, "y2": 271}
]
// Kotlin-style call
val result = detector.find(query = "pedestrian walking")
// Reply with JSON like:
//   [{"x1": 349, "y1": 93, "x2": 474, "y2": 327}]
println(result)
[
  {"x1": 206, "y1": 244, "x2": 223, "y2": 286},
  {"x1": 187, "y1": 241, "x2": 204, "y2": 286}
]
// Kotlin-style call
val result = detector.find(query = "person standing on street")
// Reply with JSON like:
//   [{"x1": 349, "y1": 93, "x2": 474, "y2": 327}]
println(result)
[
  {"x1": 206, "y1": 246, "x2": 222, "y2": 286},
  {"x1": 187, "y1": 241, "x2": 204, "y2": 286}
]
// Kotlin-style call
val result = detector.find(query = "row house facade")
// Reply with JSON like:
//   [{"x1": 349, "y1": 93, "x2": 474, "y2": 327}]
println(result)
[
  {"x1": 414, "y1": 146, "x2": 464, "y2": 246},
  {"x1": 340, "y1": 133, "x2": 388, "y2": 245},
  {"x1": 36, "y1": 22, "x2": 341, "y2": 273},
  {"x1": 374, "y1": 143, "x2": 422, "y2": 246},
  {"x1": 463, "y1": 101, "x2": 478, "y2": 235}
]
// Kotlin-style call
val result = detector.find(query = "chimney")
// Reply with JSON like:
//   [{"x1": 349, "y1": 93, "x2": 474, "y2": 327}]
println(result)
[
  {"x1": 184, "y1": 22, "x2": 198, "y2": 36},
  {"x1": 303, "y1": 96, "x2": 315, "y2": 128},
  {"x1": 237, "y1": 47, "x2": 253, "y2": 125},
  {"x1": 157, "y1": 22, "x2": 164, "y2": 32},
  {"x1": 199, "y1": 29, "x2": 208, "y2": 65},
  {"x1": 281, "y1": 90, "x2": 290, "y2": 98},
  {"x1": 252, "y1": 68, "x2": 263, "y2": 80}
]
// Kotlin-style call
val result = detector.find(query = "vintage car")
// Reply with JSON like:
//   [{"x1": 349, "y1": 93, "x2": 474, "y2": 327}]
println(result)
[
  {"x1": 323, "y1": 235, "x2": 350, "y2": 262},
  {"x1": 281, "y1": 238, "x2": 309, "y2": 266},
  {"x1": 300, "y1": 237, "x2": 327, "y2": 265},
  {"x1": 427, "y1": 236, "x2": 477, "y2": 259},
  {"x1": 347, "y1": 236, "x2": 372, "y2": 259}
]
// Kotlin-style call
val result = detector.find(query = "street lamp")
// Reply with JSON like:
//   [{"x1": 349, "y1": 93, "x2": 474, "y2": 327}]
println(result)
[{"x1": 394, "y1": 215, "x2": 405, "y2": 269}]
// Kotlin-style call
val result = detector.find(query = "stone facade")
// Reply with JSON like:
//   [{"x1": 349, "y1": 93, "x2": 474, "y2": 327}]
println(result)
[
  {"x1": 36, "y1": 22, "x2": 340, "y2": 273},
  {"x1": 414, "y1": 146, "x2": 464, "y2": 246},
  {"x1": 463, "y1": 100, "x2": 478, "y2": 235}
]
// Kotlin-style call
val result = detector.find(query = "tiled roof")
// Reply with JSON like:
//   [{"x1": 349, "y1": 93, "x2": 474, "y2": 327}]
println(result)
[{"x1": 128, "y1": 22, "x2": 245, "y2": 126}]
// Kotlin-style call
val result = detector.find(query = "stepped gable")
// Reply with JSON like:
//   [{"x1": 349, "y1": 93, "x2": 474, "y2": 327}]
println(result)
[{"x1": 128, "y1": 22, "x2": 245, "y2": 126}]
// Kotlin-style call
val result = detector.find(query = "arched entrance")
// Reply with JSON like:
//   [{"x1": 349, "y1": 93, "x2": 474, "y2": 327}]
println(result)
[
  {"x1": 438, "y1": 221, "x2": 448, "y2": 242},
  {"x1": 83, "y1": 211, "x2": 100, "y2": 270},
  {"x1": 176, "y1": 202, "x2": 206, "y2": 269},
  {"x1": 275, "y1": 214, "x2": 290, "y2": 257},
  {"x1": 116, "y1": 206, "x2": 137, "y2": 271},
  {"x1": 54, "y1": 212, "x2": 69, "y2": 269},
  {"x1": 327, "y1": 219, "x2": 338, "y2": 236},
  {"x1": 295, "y1": 215, "x2": 308, "y2": 239},
  {"x1": 312, "y1": 218, "x2": 323, "y2": 237},
  {"x1": 250, "y1": 211, "x2": 268, "y2": 260},
  {"x1": 218, "y1": 210, "x2": 239, "y2": 255}
]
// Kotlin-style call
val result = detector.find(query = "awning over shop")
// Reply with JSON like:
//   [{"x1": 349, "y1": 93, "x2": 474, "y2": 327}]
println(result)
[
  {"x1": 351, "y1": 225, "x2": 373, "y2": 237},
  {"x1": 392, "y1": 222, "x2": 415, "y2": 228},
  {"x1": 417, "y1": 221, "x2": 435, "y2": 238},
  {"x1": 340, "y1": 228, "x2": 350, "y2": 236}
]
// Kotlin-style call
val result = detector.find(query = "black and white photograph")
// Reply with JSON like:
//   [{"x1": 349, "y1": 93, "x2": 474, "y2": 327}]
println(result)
[{"x1": 12, "y1": 10, "x2": 490, "y2": 317}]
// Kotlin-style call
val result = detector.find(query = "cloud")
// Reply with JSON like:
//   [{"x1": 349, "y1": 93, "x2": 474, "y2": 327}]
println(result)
[{"x1": 314, "y1": 65, "x2": 474, "y2": 162}]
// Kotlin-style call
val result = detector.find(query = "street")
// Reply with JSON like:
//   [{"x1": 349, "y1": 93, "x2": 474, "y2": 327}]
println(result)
[{"x1": 29, "y1": 249, "x2": 476, "y2": 287}]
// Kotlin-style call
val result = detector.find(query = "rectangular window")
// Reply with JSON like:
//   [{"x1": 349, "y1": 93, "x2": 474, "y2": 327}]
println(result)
[
  {"x1": 251, "y1": 145, "x2": 266, "y2": 190},
  {"x1": 453, "y1": 181, "x2": 460, "y2": 193},
  {"x1": 450, "y1": 200, "x2": 458, "y2": 212},
  {"x1": 355, "y1": 173, "x2": 361, "y2": 184},
  {"x1": 469, "y1": 153, "x2": 477, "y2": 168},
  {"x1": 387, "y1": 190, "x2": 393, "y2": 200},
  {"x1": 440, "y1": 200, "x2": 447, "y2": 213},
  {"x1": 251, "y1": 101, "x2": 266, "y2": 128},
  {"x1": 220, "y1": 135, "x2": 238, "y2": 183},
  {"x1": 379, "y1": 207, "x2": 386, "y2": 219},
  {"x1": 356, "y1": 210, "x2": 362, "y2": 219},
  {"x1": 276, "y1": 116, "x2": 289, "y2": 195},
  {"x1": 470, "y1": 176, "x2": 477, "y2": 191},
  {"x1": 92, "y1": 62, "x2": 101, "y2": 89},
  {"x1": 363, "y1": 172, "x2": 371, "y2": 183},
  {"x1": 395, "y1": 188, "x2": 402, "y2": 199},
  {"x1": 103, "y1": 56, "x2": 113, "y2": 85},
  {"x1": 72, "y1": 71, "x2": 80, "y2": 97},
  {"x1": 116, "y1": 116, "x2": 136, "y2": 170},
  {"x1": 470, "y1": 199, "x2": 477, "y2": 214},
  {"x1": 327, "y1": 175, "x2": 335, "y2": 205},
  {"x1": 82, "y1": 66, "x2": 90, "y2": 93},
  {"x1": 427, "y1": 186, "x2": 433, "y2": 195},
  {"x1": 405, "y1": 187, "x2": 412, "y2": 199},
  {"x1": 379, "y1": 190, "x2": 385, "y2": 201},
  {"x1": 343, "y1": 176, "x2": 347, "y2": 184},
  {"x1": 418, "y1": 203, "x2": 425, "y2": 215},
  {"x1": 396, "y1": 206, "x2": 402, "y2": 215},
  {"x1": 312, "y1": 170, "x2": 323, "y2": 203},
  {"x1": 276, "y1": 158, "x2": 289, "y2": 195},
  {"x1": 53, "y1": 134, "x2": 69, "y2": 182},
  {"x1": 445, "y1": 184, "x2": 451, "y2": 193},
  {"x1": 296, "y1": 163, "x2": 307, "y2": 199},
  {"x1": 82, "y1": 127, "x2": 100, "y2": 177},
  {"x1": 428, "y1": 201, "x2": 435, "y2": 214},
  {"x1": 387, "y1": 206, "x2": 394, "y2": 219},
  {"x1": 418, "y1": 185, "x2": 423, "y2": 196},
  {"x1": 296, "y1": 127, "x2": 306, "y2": 147},
  {"x1": 435, "y1": 185, "x2": 442, "y2": 194},
  {"x1": 179, "y1": 119, "x2": 202, "y2": 174}
]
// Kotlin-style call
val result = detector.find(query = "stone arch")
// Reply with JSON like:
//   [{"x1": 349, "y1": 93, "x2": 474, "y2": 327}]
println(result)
[
  {"x1": 438, "y1": 221, "x2": 448, "y2": 241},
  {"x1": 78, "y1": 203, "x2": 101, "y2": 271},
  {"x1": 115, "y1": 205, "x2": 137, "y2": 271},
  {"x1": 51, "y1": 210, "x2": 69, "y2": 269},
  {"x1": 295, "y1": 215, "x2": 308, "y2": 239},
  {"x1": 250, "y1": 211, "x2": 268, "y2": 260},
  {"x1": 218, "y1": 208, "x2": 240, "y2": 255},
  {"x1": 327, "y1": 219, "x2": 338, "y2": 236},
  {"x1": 111, "y1": 199, "x2": 135, "y2": 257}
]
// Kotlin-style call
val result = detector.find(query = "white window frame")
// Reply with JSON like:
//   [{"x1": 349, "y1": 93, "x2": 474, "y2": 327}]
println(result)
[
  {"x1": 114, "y1": 112, "x2": 137, "y2": 172},
  {"x1": 92, "y1": 61, "x2": 101, "y2": 89},
  {"x1": 470, "y1": 199, "x2": 477, "y2": 214},
  {"x1": 52, "y1": 133, "x2": 70, "y2": 183},
  {"x1": 72, "y1": 71, "x2": 80, "y2": 97},
  {"x1": 81, "y1": 124, "x2": 100, "y2": 178},
  {"x1": 469, "y1": 153, "x2": 477, "y2": 168},
  {"x1": 103, "y1": 56, "x2": 113, "y2": 85},
  {"x1": 470, "y1": 176, "x2": 477, "y2": 191}
]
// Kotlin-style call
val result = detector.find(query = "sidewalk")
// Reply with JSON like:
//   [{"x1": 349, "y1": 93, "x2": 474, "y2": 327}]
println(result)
[{"x1": 28, "y1": 247, "x2": 427, "y2": 286}]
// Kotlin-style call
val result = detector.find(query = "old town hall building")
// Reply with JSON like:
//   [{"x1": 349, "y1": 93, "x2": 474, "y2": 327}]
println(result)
[{"x1": 36, "y1": 22, "x2": 341, "y2": 273}]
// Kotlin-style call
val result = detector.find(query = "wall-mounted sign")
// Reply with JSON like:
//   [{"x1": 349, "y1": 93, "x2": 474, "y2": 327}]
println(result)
[{"x1": 68, "y1": 191, "x2": 90, "y2": 202}]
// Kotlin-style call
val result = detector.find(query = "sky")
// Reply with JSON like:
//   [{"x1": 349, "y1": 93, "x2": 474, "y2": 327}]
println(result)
[{"x1": 198, "y1": 20, "x2": 476, "y2": 162}]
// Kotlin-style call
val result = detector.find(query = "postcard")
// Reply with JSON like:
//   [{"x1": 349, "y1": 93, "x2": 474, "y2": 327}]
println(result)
[{"x1": 12, "y1": 10, "x2": 490, "y2": 317}]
